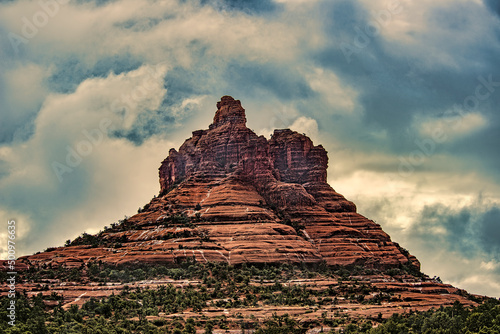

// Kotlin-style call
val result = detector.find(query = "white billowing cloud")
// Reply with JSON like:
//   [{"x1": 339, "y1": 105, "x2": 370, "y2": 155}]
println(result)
[
  {"x1": 290, "y1": 116, "x2": 319, "y2": 143},
  {"x1": 327, "y1": 148, "x2": 500, "y2": 297},
  {"x1": 38, "y1": 136, "x2": 175, "y2": 247},
  {"x1": 0, "y1": 63, "x2": 173, "y2": 256},
  {"x1": 356, "y1": 0, "x2": 497, "y2": 70},
  {"x1": 480, "y1": 260, "x2": 500, "y2": 271},
  {"x1": 458, "y1": 274, "x2": 500, "y2": 298},
  {"x1": 331, "y1": 154, "x2": 500, "y2": 228},
  {"x1": 355, "y1": 0, "x2": 413, "y2": 42},
  {"x1": 414, "y1": 249, "x2": 500, "y2": 297},
  {"x1": 0, "y1": 210, "x2": 32, "y2": 260},
  {"x1": 403, "y1": 221, "x2": 500, "y2": 297},
  {"x1": 254, "y1": 102, "x2": 300, "y2": 138},
  {"x1": 415, "y1": 111, "x2": 488, "y2": 142},
  {"x1": 1, "y1": 0, "x2": 314, "y2": 67},
  {"x1": 254, "y1": 108, "x2": 322, "y2": 147},
  {"x1": 4, "y1": 63, "x2": 47, "y2": 113},
  {"x1": 172, "y1": 95, "x2": 209, "y2": 120},
  {"x1": 0, "y1": 62, "x2": 167, "y2": 190},
  {"x1": 306, "y1": 68, "x2": 358, "y2": 114},
  {"x1": 37, "y1": 63, "x2": 167, "y2": 139}
]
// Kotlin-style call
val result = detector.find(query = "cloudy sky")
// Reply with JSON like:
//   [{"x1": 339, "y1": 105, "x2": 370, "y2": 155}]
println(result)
[{"x1": 1, "y1": 0, "x2": 500, "y2": 297}]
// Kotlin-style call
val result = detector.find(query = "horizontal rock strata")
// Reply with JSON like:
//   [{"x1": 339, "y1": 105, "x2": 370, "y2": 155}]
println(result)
[{"x1": 18, "y1": 96, "x2": 420, "y2": 271}]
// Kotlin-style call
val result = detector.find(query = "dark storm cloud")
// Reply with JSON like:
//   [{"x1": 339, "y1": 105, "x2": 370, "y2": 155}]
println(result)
[
  {"x1": 316, "y1": 1, "x2": 435, "y2": 139},
  {"x1": 480, "y1": 208, "x2": 500, "y2": 255},
  {"x1": 0, "y1": 52, "x2": 143, "y2": 144},
  {"x1": 448, "y1": 123, "x2": 500, "y2": 182},
  {"x1": 47, "y1": 54, "x2": 143, "y2": 94},
  {"x1": 163, "y1": 66, "x2": 213, "y2": 106},
  {"x1": 0, "y1": 71, "x2": 42, "y2": 144},
  {"x1": 74, "y1": 0, "x2": 280, "y2": 16},
  {"x1": 201, "y1": 0, "x2": 281, "y2": 15},
  {"x1": 110, "y1": 110, "x2": 175, "y2": 146},
  {"x1": 0, "y1": 24, "x2": 19, "y2": 60},
  {"x1": 106, "y1": 64, "x2": 215, "y2": 145},
  {"x1": 109, "y1": 62, "x2": 220, "y2": 145},
  {"x1": 75, "y1": 0, "x2": 118, "y2": 6},
  {"x1": 484, "y1": 0, "x2": 500, "y2": 17},
  {"x1": 225, "y1": 62, "x2": 314, "y2": 100},
  {"x1": 0, "y1": 104, "x2": 38, "y2": 144},
  {"x1": 0, "y1": 28, "x2": 38, "y2": 144},
  {"x1": 114, "y1": 17, "x2": 163, "y2": 32},
  {"x1": 0, "y1": 160, "x2": 10, "y2": 180},
  {"x1": 410, "y1": 203, "x2": 500, "y2": 261},
  {"x1": 313, "y1": 0, "x2": 500, "y2": 172}
]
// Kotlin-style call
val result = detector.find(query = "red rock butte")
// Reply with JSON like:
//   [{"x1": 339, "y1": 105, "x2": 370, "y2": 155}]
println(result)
[{"x1": 21, "y1": 96, "x2": 421, "y2": 270}]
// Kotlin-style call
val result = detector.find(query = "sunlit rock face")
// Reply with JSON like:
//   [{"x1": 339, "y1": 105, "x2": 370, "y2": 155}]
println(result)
[{"x1": 23, "y1": 96, "x2": 420, "y2": 270}]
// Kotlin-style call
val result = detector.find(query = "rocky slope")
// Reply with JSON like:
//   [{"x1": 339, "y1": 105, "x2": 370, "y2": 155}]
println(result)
[
  {"x1": 2, "y1": 96, "x2": 486, "y2": 329},
  {"x1": 18, "y1": 96, "x2": 419, "y2": 270},
  {"x1": 11, "y1": 273, "x2": 478, "y2": 319}
]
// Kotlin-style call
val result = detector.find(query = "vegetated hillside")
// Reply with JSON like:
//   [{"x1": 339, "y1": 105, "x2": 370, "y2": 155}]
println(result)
[
  {"x1": 0, "y1": 262, "x2": 497, "y2": 333},
  {"x1": 1, "y1": 96, "x2": 495, "y2": 333}
]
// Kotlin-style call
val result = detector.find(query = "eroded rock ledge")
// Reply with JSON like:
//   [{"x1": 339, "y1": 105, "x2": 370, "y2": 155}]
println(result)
[{"x1": 20, "y1": 96, "x2": 419, "y2": 270}]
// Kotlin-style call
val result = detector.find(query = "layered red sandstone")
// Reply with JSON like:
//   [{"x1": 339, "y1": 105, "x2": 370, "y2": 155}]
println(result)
[{"x1": 17, "y1": 96, "x2": 420, "y2": 271}]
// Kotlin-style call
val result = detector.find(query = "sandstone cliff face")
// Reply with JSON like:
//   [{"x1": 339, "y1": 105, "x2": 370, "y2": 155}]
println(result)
[{"x1": 22, "y1": 96, "x2": 419, "y2": 270}]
